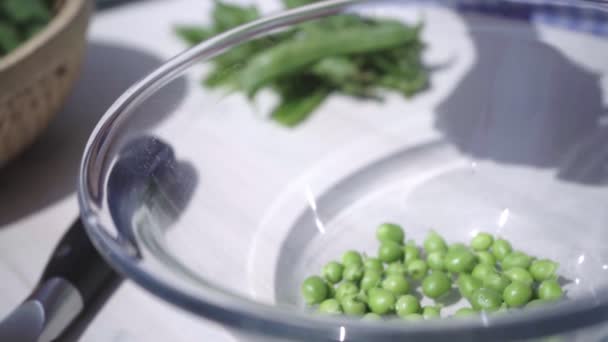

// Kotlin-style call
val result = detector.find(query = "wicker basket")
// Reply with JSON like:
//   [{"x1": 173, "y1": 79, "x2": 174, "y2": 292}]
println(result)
[{"x1": 0, "y1": 0, "x2": 92, "y2": 165}]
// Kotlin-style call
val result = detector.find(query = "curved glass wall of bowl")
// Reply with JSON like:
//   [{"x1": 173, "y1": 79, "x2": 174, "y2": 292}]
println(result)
[{"x1": 81, "y1": 0, "x2": 608, "y2": 341}]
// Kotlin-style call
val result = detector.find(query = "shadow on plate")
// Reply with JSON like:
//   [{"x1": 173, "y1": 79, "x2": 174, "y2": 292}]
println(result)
[
  {"x1": 434, "y1": 15, "x2": 608, "y2": 186},
  {"x1": 0, "y1": 40, "x2": 188, "y2": 226}
]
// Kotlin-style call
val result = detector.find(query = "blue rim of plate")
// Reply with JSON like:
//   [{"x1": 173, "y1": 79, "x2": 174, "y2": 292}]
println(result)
[{"x1": 433, "y1": 0, "x2": 608, "y2": 36}]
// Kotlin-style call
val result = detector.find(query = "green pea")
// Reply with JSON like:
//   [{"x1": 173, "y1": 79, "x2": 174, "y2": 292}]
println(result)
[
  {"x1": 363, "y1": 257, "x2": 384, "y2": 272},
  {"x1": 453, "y1": 307, "x2": 477, "y2": 317},
  {"x1": 356, "y1": 289, "x2": 368, "y2": 303},
  {"x1": 471, "y1": 232, "x2": 494, "y2": 251},
  {"x1": 322, "y1": 261, "x2": 344, "y2": 284},
  {"x1": 341, "y1": 296, "x2": 368, "y2": 315},
  {"x1": 491, "y1": 239, "x2": 512, "y2": 261},
  {"x1": 424, "y1": 230, "x2": 447, "y2": 253},
  {"x1": 404, "y1": 313, "x2": 424, "y2": 320},
  {"x1": 368, "y1": 288, "x2": 396, "y2": 315},
  {"x1": 382, "y1": 274, "x2": 410, "y2": 296},
  {"x1": 404, "y1": 243, "x2": 420, "y2": 265},
  {"x1": 457, "y1": 274, "x2": 482, "y2": 299},
  {"x1": 422, "y1": 271, "x2": 452, "y2": 299},
  {"x1": 503, "y1": 281, "x2": 533, "y2": 308},
  {"x1": 342, "y1": 250, "x2": 363, "y2": 267},
  {"x1": 530, "y1": 259, "x2": 559, "y2": 282},
  {"x1": 503, "y1": 267, "x2": 534, "y2": 286},
  {"x1": 469, "y1": 288, "x2": 503, "y2": 311},
  {"x1": 327, "y1": 284, "x2": 336, "y2": 299},
  {"x1": 445, "y1": 247, "x2": 477, "y2": 273},
  {"x1": 537, "y1": 279, "x2": 563, "y2": 301},
  {"x1": 476, "y1": 251, "x2": 496, "y2": 266},
  {"x1": 448, "y1": 243, "x2": 468, "y2": 253},
  {"x1": 318, "y1": 298, "x2": 342, "y2": 314},
  {"x1": 378, "y1": 241, "x2": 404, "y2": 263},
  {"x1": 335, "y1": 281, "x2": 359, "y2": 302},
  {"x1": 408, "y1": 259, "x2": 428, "y2": 280},
  {"x1": 385, "y1": 262, "x2": 407, "y2": 277},
  {"x1": 483, "y1": 273, "x2": 511, "y2": 293},
  {"x1": 343, "y1": 264, "x2": 364, "y2": 283},
  {"x1": 304, "y1": 226, "x2": 565, "y2": 320},
  {"x1": 471, "y1": 264, "x2": 497, "y2": 281},
  {"x1": 360, "y1": 269, "x2": 383, "y2": 291},
  {"x1": 427, "y1": 251, "x2": 446, "y2": 271},
  {"x1": 395, "y1": 295, "x2": 421, "y2": 317},
  {"x1": 377, "y1": 223, "x2": 405, "y2": 244},
  {"x1": 301, "y1": 276, "x2": 328, "y2": 304},
  {"x1": 502, "y1": 251, "x2": 533, "y2": 270},
  {"x1": 422, "y1": 306, "x2": 441, "y2": 319},
  {"x1": 362, "y1": 312, "x2": 382, "y2": 320}
]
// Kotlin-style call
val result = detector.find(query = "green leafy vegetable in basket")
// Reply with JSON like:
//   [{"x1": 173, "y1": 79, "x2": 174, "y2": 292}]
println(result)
[
  {"x1": 175, "y1": 0, "x2": 429, "y2": 127},
  {"x1": 0, "y1": 0, "x2": 53, "y2": 56}
]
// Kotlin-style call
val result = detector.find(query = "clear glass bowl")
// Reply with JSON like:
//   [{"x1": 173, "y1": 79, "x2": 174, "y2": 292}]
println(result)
[{"x1": 79, "y1": 0, "x2": 608, "y2": 340}]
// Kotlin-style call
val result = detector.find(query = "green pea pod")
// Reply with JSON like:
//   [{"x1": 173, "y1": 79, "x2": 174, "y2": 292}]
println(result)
[
  {"x1": 239, "y1": 23, "x2": 419, "y2": 95},
  {"x1": 212, "y1": 0, "x2": 259, "y2": 32},
  {"x1": 336, "y1": 82, "x2": 381, "y2": 100},
  {"x1": 312, "y1": 57, "x2": 359, "y2": 84},
  {"x1": 215, "y1": 31, "x2": 296, "y2": 68},
  {"x1": 216, "y1": 43, "x2": 262, "y2": 68},
  {"x1": 370, "y1": 54, "x2": 400, "y2": 74},
  {"x1": 174, "y1": 25, "x2": 214, "y2": 45},
  {"x1": 300, "y1": 15, "x2": 371, "y2": 34},
  {"x1": 283, "y1": 0, "x2": 319, "y2": 9},
  {"x1": 203, "y1": 66, "x2": 239, "y2": 88},
  {"x1": 271, "y1": 88, "x2": 329, "y2": 127},
  {"x1": 312, "y1": 58, "x2": 380, "y2": 99},
  {"x1": 379, "y1": 71, "x2": 428, "y2": 97}
]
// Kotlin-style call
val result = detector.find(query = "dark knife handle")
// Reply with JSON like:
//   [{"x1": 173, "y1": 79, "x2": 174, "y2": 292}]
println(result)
[{"x1": 0, "y1": 218, "x2": 122, "y2": 342}]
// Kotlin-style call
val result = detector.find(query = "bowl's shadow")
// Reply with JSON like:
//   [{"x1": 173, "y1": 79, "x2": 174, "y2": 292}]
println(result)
[
  {"x1": 434, "y1": 16, "x2": 608, "y2": 185},
  {"x1": 0, "y1": 40, "x2": 188, "y2": 226}
]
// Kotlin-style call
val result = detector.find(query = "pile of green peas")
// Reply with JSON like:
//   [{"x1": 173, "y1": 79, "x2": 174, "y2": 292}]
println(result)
[{"x1": 301, "y1": 224, "x2": 563, "y2": 319}]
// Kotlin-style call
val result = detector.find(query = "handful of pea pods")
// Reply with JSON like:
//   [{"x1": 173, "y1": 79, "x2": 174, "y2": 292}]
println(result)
[{"x1": 175, "y1": 0, "x2": 429, "y2": 127}]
